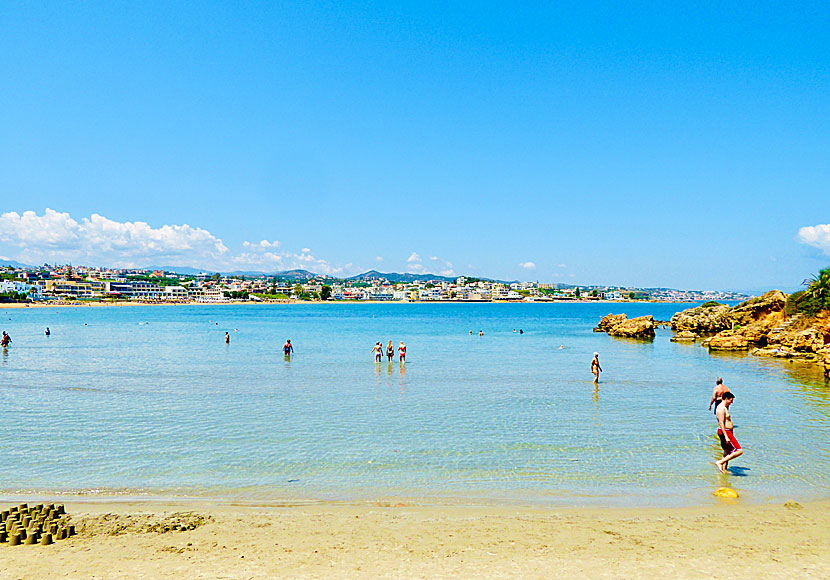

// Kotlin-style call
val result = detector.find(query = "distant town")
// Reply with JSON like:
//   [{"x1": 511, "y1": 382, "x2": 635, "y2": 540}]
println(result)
[{"x1": 0, "y1": 264, "x2": 750, "y2": 304}]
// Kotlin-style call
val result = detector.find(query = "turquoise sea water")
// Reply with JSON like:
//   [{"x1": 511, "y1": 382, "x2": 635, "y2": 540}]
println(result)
[{"x1": 1, "y1": 302, "x2": 829, "y2": 507}]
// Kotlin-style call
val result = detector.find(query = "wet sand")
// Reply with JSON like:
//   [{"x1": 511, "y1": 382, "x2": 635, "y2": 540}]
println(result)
[{"x1": 1, "y1": 499, "x2": 828, "y2": 579}]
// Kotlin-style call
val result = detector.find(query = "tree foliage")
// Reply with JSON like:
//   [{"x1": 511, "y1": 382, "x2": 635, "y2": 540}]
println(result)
[
  {"x1": 223, "y1": 290, "x2": 249, "y2": 300},
  {"x1": 0, "y1": 291, "x2": 28, "y2": 303},
  {"x1": 791, "y1": 267, "x2": 830, "y2": 317}
]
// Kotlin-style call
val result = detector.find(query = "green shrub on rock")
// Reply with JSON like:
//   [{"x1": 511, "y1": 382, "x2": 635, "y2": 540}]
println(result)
[{"x1": 791, "y1": 268, "x2": 830, "y2": 317}]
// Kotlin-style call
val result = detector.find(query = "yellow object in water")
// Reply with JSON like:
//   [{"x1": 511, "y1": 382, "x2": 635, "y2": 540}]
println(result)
[{"x1": 713, "y1": 487, "x2": 739, "y2": 498}]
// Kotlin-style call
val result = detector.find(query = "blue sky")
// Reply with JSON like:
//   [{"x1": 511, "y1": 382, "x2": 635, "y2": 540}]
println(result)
[{"x1": 1, "y1": 2, "x2": 829, "y2": 290}]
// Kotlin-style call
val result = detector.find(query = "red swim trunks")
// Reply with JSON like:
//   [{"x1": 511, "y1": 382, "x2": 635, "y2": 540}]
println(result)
[{"x1": 717, "y1": 428, "x2": 741, "y2": 455}]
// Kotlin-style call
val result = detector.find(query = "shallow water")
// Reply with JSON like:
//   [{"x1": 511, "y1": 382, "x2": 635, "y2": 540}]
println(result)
[{"x1": 1, "y1": 302, "x2": 828, "y2": 506}]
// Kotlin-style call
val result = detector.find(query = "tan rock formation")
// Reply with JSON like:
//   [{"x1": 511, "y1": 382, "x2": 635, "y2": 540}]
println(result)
[
  {"x1": 596, "y1": 313, "x2": 628, "y2": 332},
  {"x1": 607, "y1": 315, "x2": 655, "y2": 339},
  {"x1": 708, "y1": 332, "x2": 749, "y2": 351},
  {"x1": 670, "y1": 330, "x2": 698, "y2": 342},
  {"x1": 593, "y1": 313, "x2": 655, "y2": 338},
  {"x1": 728, "y1": 290, "x2": 787, "y2": 326},
  {"x1": 670, "y1": 304, "x2": 731, "y2": 333}
]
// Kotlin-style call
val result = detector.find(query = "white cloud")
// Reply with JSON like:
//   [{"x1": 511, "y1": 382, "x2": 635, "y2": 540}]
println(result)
[
  {"x1": 798, "y1": 224, "x2": 830, "y2": 254},
  {"x1": 0, "y1": 209, "x2": 228, "y2": 267},
  {"x1": 243, "y1": 239, "x2": 280, "y2": 249},
  {"x1": 404, "y1": 251, "x2": 454, "y2": 276},
  {"x1": 0, "y1": 208, "x2": 352, "y2": 274},
  {"x1": 519, "y1": 261, "x2": 536, "y2": 270},
  {"x1": 375, "y1": 256, "x2": 383, "y2": 261}
]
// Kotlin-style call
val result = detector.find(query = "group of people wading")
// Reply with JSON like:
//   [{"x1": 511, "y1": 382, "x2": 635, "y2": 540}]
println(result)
[{"x1": 372, "y1": 340, "x2": 406, "y2": 363}]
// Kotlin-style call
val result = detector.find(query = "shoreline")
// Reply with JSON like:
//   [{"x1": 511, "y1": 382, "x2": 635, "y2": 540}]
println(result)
[
  {"x1": 1, "y1": 498, "x2": 827, "y2": 578},
  {"x1": 0, "y1": 298, "x2": 701, "y2": 309},
  {"x1": 2, "y1": 484, "x2": 827, "y2": 510}
]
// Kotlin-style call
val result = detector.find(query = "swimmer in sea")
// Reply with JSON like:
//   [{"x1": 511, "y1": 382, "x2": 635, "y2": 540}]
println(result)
[
  {"x1": 225, "y1": 332, "x2": 230, "y2": 344},
  {"x1": 715, "y1": 392, "x2": 743, "y2": 473},
  {"x1": 283, "y1": 339, "x2": 294, "y2": 358},
  {"x1": 371, "y1": 342, "x2": 382, "y2": 362},
  {"x1": 591, "y1": 352, "x2": 602, "y2": 383},
  {"x1": 1, "y1": 331, "x2": 10, "y2": 347},
  {"x1": 398, "y1": 341, "x2": 406, "y2": 363},
  {"x1": 479, "y1": 330, "x2": 483, "y2": 337},
  {"x1": 45, "y1": 327, "x2": 51, "y2": 336},
  {"x1": 386, "y1": 340, "x2": 395, "y2": 362}
]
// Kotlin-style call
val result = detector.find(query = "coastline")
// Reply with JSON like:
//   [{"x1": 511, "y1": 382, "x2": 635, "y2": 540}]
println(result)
[
  {"x1": 1, "y1": 498, "x2": 827, "y2": 578},
  {"x1": 0, "y1": 298, "x2": 699, "y2": 309}
]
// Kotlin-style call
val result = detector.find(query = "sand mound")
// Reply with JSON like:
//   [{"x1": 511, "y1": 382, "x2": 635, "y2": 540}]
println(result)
[{"x1": 78, "y1": 511, "x2": 213, "y2": 536}]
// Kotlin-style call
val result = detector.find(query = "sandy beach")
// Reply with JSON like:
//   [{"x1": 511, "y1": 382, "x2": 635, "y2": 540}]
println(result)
[{"x1": 1, "y1": 499, "x2": 828, "y2": 579}]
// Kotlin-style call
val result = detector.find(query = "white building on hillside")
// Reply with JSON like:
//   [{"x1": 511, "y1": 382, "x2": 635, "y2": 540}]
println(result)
[{"x1": 0, "y1": 280, "x2": 42, "y2": 298}]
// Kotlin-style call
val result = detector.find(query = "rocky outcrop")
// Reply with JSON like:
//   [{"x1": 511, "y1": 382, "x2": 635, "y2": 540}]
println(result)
[
  {"x1": 706, "y1": 331, "x2": 749, "y2": 350},
  {"x1": 596, "y1": 291, "x2": 830, "y2": 371},
  {"x1": 676, "y1": 291, "x2": 830, "y2": 366},
  {"x1": 701, "y1": 292, "x2": 787, "y2": 351},
  {"x1": 609, "y1": 316, "x2": 655, "y2": 338},
  {"x1": 728, "y1": 290, "x2": 787, "y2": 326},
  {"x1": 670, "y1": 303, "x2": 731, "y2": 333},
  {"x1": 670, "y1": 330, "x2": 698, "y2": 342},
  {"x1": 595, "y1": 313, "x2": 628, "y2": 332},
  {"x1": 594, "y1": 313, "x2": 655, "y2": 339},
  {"x1": 755, "y1": 311, "x2": 830, "y2": 362},
  {"x1": 669, "y1": 290, "x2": 788, "y2": 337},
  {"x1": 669, "y1": 291, "x2": 788, "y2": 352}
]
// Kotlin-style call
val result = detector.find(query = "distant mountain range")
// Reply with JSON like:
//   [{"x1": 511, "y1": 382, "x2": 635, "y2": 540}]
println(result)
[
  {"x1": 155, "y1": 267, "x2": 472, "y2": 283},
  {"x1": 0, "y1": 259, "x2": 31, "y2": 268},
  {"x1": 348, "y1": 270, "x2": 457, "y2": 283},
  {"x1": 0, "y1": 261, "x2": 760, "y2": 294}
]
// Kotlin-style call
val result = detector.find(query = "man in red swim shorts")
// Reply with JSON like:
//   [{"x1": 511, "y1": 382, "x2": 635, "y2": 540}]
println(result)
[{"x1": 715, "y1": 392, "x2": 743, "y2": 473}]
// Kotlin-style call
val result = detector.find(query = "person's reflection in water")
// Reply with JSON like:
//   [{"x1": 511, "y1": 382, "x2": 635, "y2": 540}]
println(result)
[
  {"x1": 387, "y1": 361, "x2": 394, "y2": 376},
  {"x1": 592, "y1": 383, "x2": 599, "y2": 403},
  {"x1": 398, "y1": 361, "x2": 406, "y2": 392},
  {"x1": 1, "y1": 347, "x2": 8, "y2": 366}
]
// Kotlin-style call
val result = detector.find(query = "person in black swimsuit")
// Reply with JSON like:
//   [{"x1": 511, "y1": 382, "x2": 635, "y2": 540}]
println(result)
[{"x1": 709, "y1": 377, "x2": 729, "y2": 415}]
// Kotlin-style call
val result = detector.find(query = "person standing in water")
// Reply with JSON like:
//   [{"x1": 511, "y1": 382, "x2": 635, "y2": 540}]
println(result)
[
  {"x1": 398, "y1": 341, "x2": 406, "y2": 363},
  {"x1": 371, "y1": 342, "x2": 382, "y2": 362},
  {"x1": 386, "y1": 340, "x2": 395, "y2": 362},
  {"x1": 591, "y1": 352, "x2": 602, "y2": 382},
  {"x1": 283, "y1": 339, "x2": 294, "y2": 358},
  {"x1": 45, "y1": 327, "x2": 51, "y2": 336},
  {"x1": 715, "y1": 392, "x2": 743, "y2": 473},
  {"x1": 709, "y1": 377, "x2": 729, "y2": 414},
  {"x1": 1, "y1": 331, "x2": 10, "y2": 347},
  {"x1": 225, "y1": 332, "x2": 230, "y2": 344}
]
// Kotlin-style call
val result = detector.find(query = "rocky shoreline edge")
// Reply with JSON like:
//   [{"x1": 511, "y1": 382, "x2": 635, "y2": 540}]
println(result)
[{"x1": 594, "y1": 290, "x2": 830, "y2": 374}]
